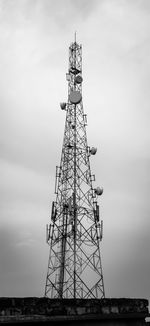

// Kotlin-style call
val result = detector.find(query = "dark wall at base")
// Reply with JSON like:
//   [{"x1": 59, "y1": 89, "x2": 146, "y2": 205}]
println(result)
[{"x1": 0, "y1": 297, "x2": 149, "y2": 325}]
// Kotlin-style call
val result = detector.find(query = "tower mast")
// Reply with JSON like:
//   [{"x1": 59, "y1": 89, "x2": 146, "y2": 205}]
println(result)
[{"x1": 45, "y1": 38, "x2": 105, "y2": 299}]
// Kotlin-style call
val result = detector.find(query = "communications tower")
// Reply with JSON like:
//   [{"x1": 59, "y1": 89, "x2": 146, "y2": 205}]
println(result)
[{"x1": 45, "y1": 37, "x2": 105, "y2": 299}]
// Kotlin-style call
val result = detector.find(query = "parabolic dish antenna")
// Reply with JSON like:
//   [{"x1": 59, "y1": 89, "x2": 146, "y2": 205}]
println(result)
[
  {"x1": 69, "y1": 91, "x2": 82, "y2": 104},
  {"x1": 75, "y1": 75, "x2": 83, "y2": 84}
]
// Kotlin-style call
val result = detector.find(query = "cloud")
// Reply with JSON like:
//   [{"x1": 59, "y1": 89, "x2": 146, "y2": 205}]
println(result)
[
  {"x1": 0, "y1": 225, "x2": 47, "y2": 296},
  {"x1": 0, "y1": 0, "x2": 100, "y2": 37},
  {"x1": 0, "y1": 158, "x2": 51, "y2": 229}
]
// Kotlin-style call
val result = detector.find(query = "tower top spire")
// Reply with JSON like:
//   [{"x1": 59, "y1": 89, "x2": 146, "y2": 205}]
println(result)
[{"x1": 75, "y1": 31, "x2": 77, "y2": 43}]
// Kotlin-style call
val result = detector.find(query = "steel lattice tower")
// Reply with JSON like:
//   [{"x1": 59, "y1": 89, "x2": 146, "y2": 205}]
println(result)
[{"x1": 45, "y1": 37, "x2": 105, "y2": 299}]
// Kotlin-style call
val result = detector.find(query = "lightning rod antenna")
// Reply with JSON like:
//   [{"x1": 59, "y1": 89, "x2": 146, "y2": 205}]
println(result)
[{"x1": 75, "y1": 31, "x2": 77, "y2": 43}]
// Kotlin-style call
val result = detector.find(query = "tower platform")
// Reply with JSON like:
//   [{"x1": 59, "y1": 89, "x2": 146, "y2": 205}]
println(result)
[{"x1": 0, "y1": 297, "x2": 149, "y2": 325}]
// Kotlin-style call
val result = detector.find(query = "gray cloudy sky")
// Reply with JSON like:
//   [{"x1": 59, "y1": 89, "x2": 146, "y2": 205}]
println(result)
[{"x1": 0, "y1": 0, "x2": 150, "y2": 302}]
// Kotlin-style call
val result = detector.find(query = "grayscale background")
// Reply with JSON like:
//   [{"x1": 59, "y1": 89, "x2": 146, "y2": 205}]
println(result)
[{"x1": 0, "y1": 0, "x2": 149, "y2": 305}]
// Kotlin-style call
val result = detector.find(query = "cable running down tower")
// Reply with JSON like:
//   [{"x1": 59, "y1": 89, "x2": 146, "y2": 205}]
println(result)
[{"x1": 45, "y1": 38, "x2": 105, "y2": 299}]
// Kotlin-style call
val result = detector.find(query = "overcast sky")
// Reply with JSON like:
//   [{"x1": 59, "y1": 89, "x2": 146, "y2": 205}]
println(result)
[{"x1": 0, "y1": 0, "x2": 150, "y2": 303}]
